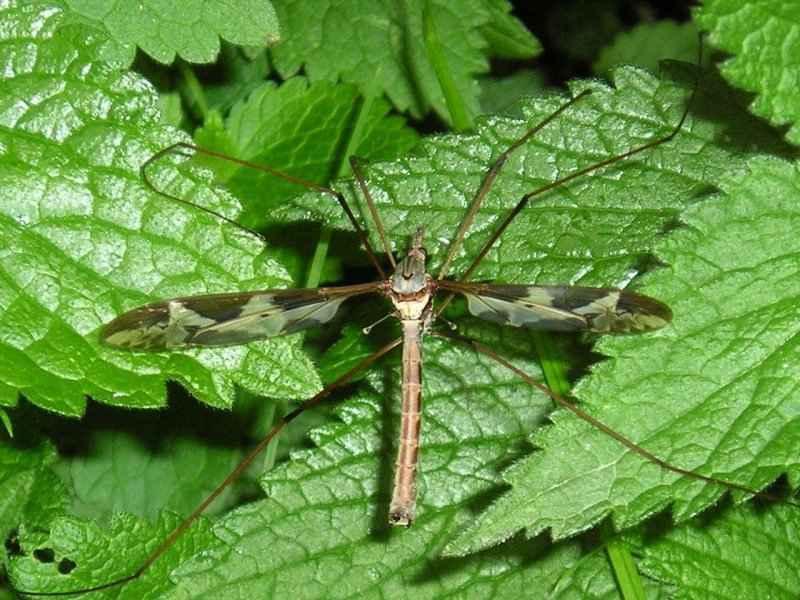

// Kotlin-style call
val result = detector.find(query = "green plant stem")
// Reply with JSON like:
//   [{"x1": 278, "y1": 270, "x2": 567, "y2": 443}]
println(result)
[
  {"x1": 304, "y1": 92, "x2": 374, "y2": 288},
  {"x1": 304, "y1": 227, "x2": 332, "y2": 289},
  {"x1": 602, "y1": 523, "x2": 646, "y2": 600},
  {"x1": 423, "y1": 1, "x2": 472, "y2": 131},
  {"x1": 530, "y1": 333, "x2": 570, "y2": 397},
  {"x1": 0, "y1": 408, "x2": 12, "y2": 437},
  {"x1": 532, "y1": 333, "x2": 646, "y2": 599},
  {"x1": 178, "y1": 61, "x2": 209, "y2": 121}
]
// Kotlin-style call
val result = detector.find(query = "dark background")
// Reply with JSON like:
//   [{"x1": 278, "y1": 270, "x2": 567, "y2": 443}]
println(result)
[{"x1": 510, "y1": 0, "x2": 694, "y2": 82}]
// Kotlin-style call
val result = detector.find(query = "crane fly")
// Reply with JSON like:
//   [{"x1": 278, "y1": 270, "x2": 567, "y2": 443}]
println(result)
[
  {"x1": 101, "y1": 225, "x2": 671, "y2": 527},
  {"x1": 13, "y1": 52, "x2": 790, "y2": 599}
]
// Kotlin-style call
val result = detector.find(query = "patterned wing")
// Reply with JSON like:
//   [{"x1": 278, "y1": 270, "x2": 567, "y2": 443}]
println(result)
[
  {"x1": 103, "y1": 283, "x2": 380, "y2": 350},
  {"x1": 439, "y1": 282, "x2": 672, "y2": 333}
]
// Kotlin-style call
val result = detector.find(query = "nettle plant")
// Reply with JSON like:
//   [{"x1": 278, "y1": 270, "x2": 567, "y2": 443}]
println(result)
[{"x1": 2, "y1": 1, "x2": 800, "y2": 599}]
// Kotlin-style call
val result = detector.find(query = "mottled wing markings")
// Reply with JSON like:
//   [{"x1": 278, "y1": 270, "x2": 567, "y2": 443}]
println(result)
[
  {"x1": 103, "y1": 283, "x2": 381, "y2": 350},
  {"x1": 439, "y1": 282, "x2": 672, "y2": 333}
]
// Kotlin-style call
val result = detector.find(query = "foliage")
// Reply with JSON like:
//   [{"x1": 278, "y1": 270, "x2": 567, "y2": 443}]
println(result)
[{"x1": 2, "y1": 1, "x2": 800, "y2": 599}]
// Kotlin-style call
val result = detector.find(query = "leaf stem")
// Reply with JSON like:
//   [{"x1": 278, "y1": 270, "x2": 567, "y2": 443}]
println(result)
[
  {"x1": 304, "y1": 92, "x2": 374, "y2": 288},
  {"x1": 0, "y1": 408, "x2": 12, "y2": 437},
  {"x1": 178, "y1": 61, "x2": 209, "y2": 121},
  {"x1": 530, "y1": 332, "x2": 570, "y2": 397},
  {"x1": 304, "y1": 227, "x2": 332, "y2": 289},
  {"x1": 423, "y1": 1, "x2": 472, "y2": 131},
  {"x1": 602, "y1": 523, "x2": 647, "y2": 600}
]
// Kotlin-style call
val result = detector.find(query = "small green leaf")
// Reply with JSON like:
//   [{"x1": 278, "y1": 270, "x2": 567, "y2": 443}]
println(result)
[
  {"x1": 202, "y1": 45, "x2": 272, "y2": 115},
  {"x1": 593, "y1": 21, "x2": 701, "y2": 76},
  {"x1": 158, "y1": 92, "x2": 184, "y2": 127},
  {"x1": 0, "y1": 409, "x2": 12, "y2": 437},
  {"x1": 479, "y1": 0, "x2": 542, "y2": 60},
  {"x1": 695, "y1": 0, "x2": 800, "y2": 145},
  {"x1": 60, "y1": 0, "x2": 280, "y2": 65},
  {"x1": 316, "y1": 324, "x2": 376, "y2": 385},
  {"x1": 194, "y1": 77, "x2": 419, "y2": 231},
  {"x1": 0, "y1": 437, "x2": 67, "y2": 539},
  {"x1": 478, "y1": 70, "x2": 546, "y2": 117}
]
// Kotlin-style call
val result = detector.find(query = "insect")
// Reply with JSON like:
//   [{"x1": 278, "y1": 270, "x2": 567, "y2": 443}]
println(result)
[{"x1": 12, "y1": 52, "x2": 787, "y2": 598}]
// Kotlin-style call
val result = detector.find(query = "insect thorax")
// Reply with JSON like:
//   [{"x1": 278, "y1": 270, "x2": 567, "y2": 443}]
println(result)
[{"x1": 386, "y1": 231, "x2": 434, "y2": 321}]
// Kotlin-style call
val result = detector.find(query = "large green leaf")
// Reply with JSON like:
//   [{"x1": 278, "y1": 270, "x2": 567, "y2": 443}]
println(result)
[
  {"x1": 0, "y1": 1, "x2": 320, "y2": 415},
  {"x1": 447, "y1": 157, "x2": 800, "y2": 557},
  {"x1": 278, "y1": 64, "x2": 786, "y2": 285}
]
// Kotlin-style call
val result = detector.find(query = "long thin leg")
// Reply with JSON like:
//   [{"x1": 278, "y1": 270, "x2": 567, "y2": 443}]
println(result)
[
  {"x1": 141, "y1": 142, "x2": 388, "y2": 279},
  {"x1": 436, "y1": 90, "x2": 592, "y2": 281},
  {"x1": 350, "y1": 156, "x2": 397, "y2": 269},
  {"x1": 435, "y1": 330, "x2": 797, "y2": 507},
  {"x1": 13, "y1": 337, "x2": 402, "y2": 597},
  {"x1": 433, "y1": 68, "x2": 700, "y2": 322},
  {"x1": 455, "y1": 56, "x2": 702, "y2": 286}
]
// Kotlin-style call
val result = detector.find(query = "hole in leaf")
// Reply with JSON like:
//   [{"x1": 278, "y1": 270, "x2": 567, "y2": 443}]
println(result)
[
  {"x1": 33, "y1": 548, "x2": 55, "y2": 563},
  {"x1": 58, "y1": 558, "x2": 77, "y2": 574}
]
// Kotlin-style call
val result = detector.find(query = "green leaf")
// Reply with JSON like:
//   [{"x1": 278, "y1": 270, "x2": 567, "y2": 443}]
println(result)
[
  {"x1": 0, "y1": 409, "x2": 12, "y2": 437},
  {"x1": 9, "y1": 513, "x2": 216, "y2": 599},
  {"x1": 639, "y1": 503, "x2": 800, "y2": 598},
  {"x1": 593, "y1": 21, "x2": 701, "y2": 76},
  {"x1": 694, "y1": 0, "x2": 800, "y2": 145},
  {"x1": 478, "y1": 70, "x2": 547, "y2": 117},
  {"x1": 447, "y1": 156, "x2": 800, "y2": 554},
  {"x1": 194, "y1": 77, "x2": 420, "y2": 231},
  {"x1": 479, "y1": 0, "x2": 542, "y2": 60},
  {"x1": 52, "y1": 398, "x2": 259, "y2": 523},
  {"x1": 0, "y1": 2, "x2": 320, "y2": 415},
  {"x1": 279, "y1": 64, "x2": 786, "y2": 286},
  {"x1": 270, "y1": 0, "x2": 538, "y2": 124},
  {"x1": 0, "y1": 437, "x2": 67, "y2": 540},
  {"x1": 201, "y1": 45, "x2": 272, "y2": 116},
  {"x1": 10, "y1": 330, "x2": 562, "y2": 596},
  {"x1": 158, "y1": 92, "x2": 185, "y2": 128},
  {"x1": 59, "y1": 0, "x2": 280, "y2": 65}
]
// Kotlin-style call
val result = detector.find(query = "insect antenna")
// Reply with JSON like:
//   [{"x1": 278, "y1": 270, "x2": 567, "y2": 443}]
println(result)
[
  {"x1": 140, "y1": 142, "x2": 388, "y2": 278},
  {"x1": 435, "y1": 330, "x2": 799, "y2": 509},
  {"x1": 11, "y1": 338, "x2": 402, "y2": 597}
]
